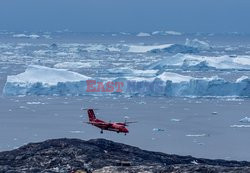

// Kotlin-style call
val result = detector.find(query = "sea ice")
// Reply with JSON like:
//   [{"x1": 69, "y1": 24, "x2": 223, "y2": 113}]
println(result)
[{"x1": 54, "y1": 62, "x2": 99, "y2": 69}]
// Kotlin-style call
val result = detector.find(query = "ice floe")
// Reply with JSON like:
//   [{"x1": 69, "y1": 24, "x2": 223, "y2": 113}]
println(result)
[
  {"x1": 170, "y1": 118, "x2": 181, "y2": 122},
  {"x1": 239, "y1": 117, "x2": 250, "y2": 123},
  {"x1": 230, "y1": 125, "x2": 250, "y2": 128},
  {"x1": 26, "y1": 102, "x2": 44, "y2": 105},
  {"x1": 152, "y1": 128, "x2": 165, "y2": 132}
]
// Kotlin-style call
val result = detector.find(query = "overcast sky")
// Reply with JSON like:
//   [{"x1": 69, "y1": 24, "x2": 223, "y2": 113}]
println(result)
[{"x1": 0, "y1": 0, "x2": 249, "y2": 33}]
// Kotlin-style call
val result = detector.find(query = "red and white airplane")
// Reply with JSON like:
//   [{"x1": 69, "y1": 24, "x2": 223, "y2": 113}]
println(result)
[{"x1": 84, "y1": 109, "x2": 136, "y2": 135}]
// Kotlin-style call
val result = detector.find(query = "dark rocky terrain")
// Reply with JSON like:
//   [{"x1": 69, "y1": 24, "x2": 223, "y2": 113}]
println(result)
[{"x1": 0, "y1": 138, "x2": 250, "y2": 173}]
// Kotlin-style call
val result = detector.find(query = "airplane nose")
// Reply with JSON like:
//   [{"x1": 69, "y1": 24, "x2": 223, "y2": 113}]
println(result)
[{"x1": 124, "y1": 128, "x2": 129, "y2": 133}]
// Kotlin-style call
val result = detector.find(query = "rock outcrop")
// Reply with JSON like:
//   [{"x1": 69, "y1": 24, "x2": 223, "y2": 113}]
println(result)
[{"x1": 0, "y1": 138, "x2": 250, "y2": 173}]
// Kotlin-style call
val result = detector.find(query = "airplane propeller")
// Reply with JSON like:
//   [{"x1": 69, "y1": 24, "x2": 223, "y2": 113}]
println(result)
[
  {"x1": 123, "y1": 117, "x2": 137, "y2": 126},
  {"x1": 81, "y1": 108, "x2": 100, "y2": 110}
]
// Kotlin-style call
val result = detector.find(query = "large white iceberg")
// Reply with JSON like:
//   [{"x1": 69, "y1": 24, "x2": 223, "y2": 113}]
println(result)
[
  {"x1": 122, "y1": 72, "x2": 250, "y2": 97},
  {"x1": 3, "y1": 65, "x2": 91, "y2": 96},
  {"x1": 6, "y1": 65, "x2": 90, "y2": 85},
  {"x1": 3, "y1": 65, "x2": 250, "y2": 97}
]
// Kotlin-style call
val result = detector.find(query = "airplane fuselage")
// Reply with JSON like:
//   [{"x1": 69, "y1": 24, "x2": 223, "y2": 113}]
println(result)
[{"x1": 90, "y1": 119, "x2": 129, "y2": 133}]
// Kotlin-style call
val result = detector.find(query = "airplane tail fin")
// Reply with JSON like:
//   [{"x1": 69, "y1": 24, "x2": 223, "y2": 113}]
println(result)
[{"x1": 87, "y1": 109, "x2": 96, "y2": 121}]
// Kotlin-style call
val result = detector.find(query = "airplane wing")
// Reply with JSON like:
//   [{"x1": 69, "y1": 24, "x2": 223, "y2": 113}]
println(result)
[
  {"x1": 84, "y1": 121, "x2": 112, "y2": 126},
  {"x1": 116, "y1": 121, "x2": 137, "y2": 126},
  {"x1": 125, "y1": 121, "x2": 138, "y2": 124},
  {"x1": 124, "y1": 121, "x2": 137, "y2": 126}
]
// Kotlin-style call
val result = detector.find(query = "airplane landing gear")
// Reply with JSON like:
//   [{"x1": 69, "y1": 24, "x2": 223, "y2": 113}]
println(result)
[
  {"x1": 100, "y1": 130, "x2": 103, "y2": 134},
  {"x1": 124, "y1": 133, "x2": 127, "y2": 136}
]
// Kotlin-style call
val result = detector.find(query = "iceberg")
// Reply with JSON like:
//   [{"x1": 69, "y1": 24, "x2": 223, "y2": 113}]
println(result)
[
  {"x1": 3, "y1": 65, "x2": 250, "y2": 97},
  {"x1": 120, "y1": 72, "x2": 250, "y2": 97},
  {"x1": 149, "y1": 39, "x2": 210, "y2": 54},
  {"x1": 127, "y1": 39, "x2": 210, "y2": 54},
  {"x1": 136, "y1": 32, "x2": 151, "y2": 37},
  {"x1": 152, "y1": 30, "x2": 182, "y2": 36},
  {"x1": 185, "y1": 39, "x2": 210, "y2": 50},
  {"x1": 150, "y1": 44, "x2": 199, "y2": 54},
  {"x1": 147, "y1": 54, "x2": 250, "y2": 71},
  {"x1": 127, "y1": 44, "x2": 172, "y2": 53},
  {"x1": 6, "y1": 65, "x2": 90, "y2": 85},
  {"x1": 164, "y1": 31, "x2": 182, "y2": 36},
  {"x1": 181, "y1": 59, "x2": 216, "y2": 71},
  {"x1": 3, "y1": 65, "x2": 91, "y2": 96},
  {"x1": 13, "y1": 34, "x2": 40, "y2": 39}
]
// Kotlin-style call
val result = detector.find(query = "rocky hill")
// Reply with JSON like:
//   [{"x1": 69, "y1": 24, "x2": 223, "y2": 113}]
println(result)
[{"x1": 0, "y1": 138, "x2": 250, "y2": 173}]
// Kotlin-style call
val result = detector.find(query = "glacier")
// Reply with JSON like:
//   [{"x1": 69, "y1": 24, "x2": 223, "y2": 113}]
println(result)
[{"x1": 3, "y1": 65, "x2": 250, "y2": 97}]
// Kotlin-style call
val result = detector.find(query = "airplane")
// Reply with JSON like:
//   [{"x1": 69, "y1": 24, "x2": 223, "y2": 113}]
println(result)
[{"x1": 84, "y1": 109, "x2": 136, "y2": 135}]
